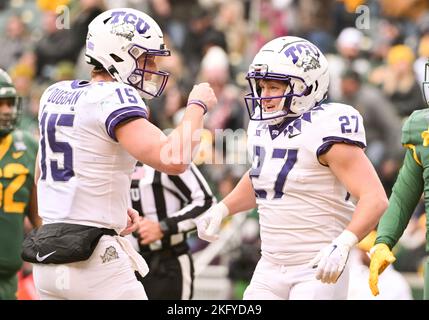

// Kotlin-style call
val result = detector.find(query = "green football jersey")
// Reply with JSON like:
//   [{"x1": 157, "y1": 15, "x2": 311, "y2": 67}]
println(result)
[{"x1": 0, "y1": 130, "x2": 37, "y2": 277}]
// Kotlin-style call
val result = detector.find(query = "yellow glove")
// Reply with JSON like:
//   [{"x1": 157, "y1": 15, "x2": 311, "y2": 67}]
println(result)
[{"x1": 368, "y1": 243, "x2": 396, "y2": 296}]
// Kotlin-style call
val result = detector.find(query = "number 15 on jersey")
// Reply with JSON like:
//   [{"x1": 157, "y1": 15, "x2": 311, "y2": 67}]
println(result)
[{"x1": 39, "y1": 112, "x2": 75, "y2": 182}]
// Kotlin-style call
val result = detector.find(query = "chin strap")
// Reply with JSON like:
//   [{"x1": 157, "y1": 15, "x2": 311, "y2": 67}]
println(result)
[{"x1": 108, "y1": 65, "x2": 122, "y2": 83}]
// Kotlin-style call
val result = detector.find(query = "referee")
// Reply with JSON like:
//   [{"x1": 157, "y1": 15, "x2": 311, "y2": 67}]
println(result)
[{"x1": 129, "y1": 162, "x2": 215, "y2": 299}]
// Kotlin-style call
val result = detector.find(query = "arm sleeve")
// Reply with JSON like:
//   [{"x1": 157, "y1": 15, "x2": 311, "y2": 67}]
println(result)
[
  {"x1": 376, "y1": 148, "x2": 424, "y2": 248},
  {"x1": 162, "y1": 163, "x2": 215, "y2": 234}
]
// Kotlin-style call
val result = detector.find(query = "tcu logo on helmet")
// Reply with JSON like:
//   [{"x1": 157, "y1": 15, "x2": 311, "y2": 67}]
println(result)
[
  {"x1": 109, "y1": 11, "x2": 150, "y2": 35},
  {"x1": 284, "y1": 42, "x2": 321, "y2": 68}
]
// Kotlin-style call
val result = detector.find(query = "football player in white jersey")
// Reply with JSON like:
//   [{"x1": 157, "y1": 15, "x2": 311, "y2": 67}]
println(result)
[
  {"x1": 196, "y1": 36, "x2": 388, "y2": 299},
  {"x1": 26, "y1": 8, "x2": 216, "y2": 300}
]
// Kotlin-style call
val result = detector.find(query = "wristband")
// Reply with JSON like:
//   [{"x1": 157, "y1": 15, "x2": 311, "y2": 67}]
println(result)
[{"x1": 187, "y1": 99, "x2": 208, "y2": 114}]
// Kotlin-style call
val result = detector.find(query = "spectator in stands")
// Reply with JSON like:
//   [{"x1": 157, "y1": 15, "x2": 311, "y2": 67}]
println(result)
[
  {"x1": 34, "y1": 10, "x2": 76, "y2": 80},
  {"x1": 369, "y1": 44, "x2": 425, "y2": 118},
  {"x1": 0, "y1": 15, "x2": 31, "y2": 71},
  {"x1": 182, "y1": 6, "x2": 226, "y2": 83},
  {"x1": 327, "y1": 27, "x2": 371, "y2": 101}
]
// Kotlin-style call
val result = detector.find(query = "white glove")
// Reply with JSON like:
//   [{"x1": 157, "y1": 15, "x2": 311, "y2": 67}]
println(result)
[
  {"x1": 195, "y1": 202, "x2": 229, "y2": 242},
  {"x1": 309, "y1": 230, "x2": 358, "y2": 284}
]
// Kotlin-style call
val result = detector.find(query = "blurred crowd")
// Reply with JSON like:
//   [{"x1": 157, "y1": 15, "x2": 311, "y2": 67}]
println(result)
[{"x1": 2, "y1": 0, "x2": 429, "y2": 299}]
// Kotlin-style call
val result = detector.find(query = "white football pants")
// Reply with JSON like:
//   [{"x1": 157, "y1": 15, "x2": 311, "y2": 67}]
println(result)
[
  {"x1": 33, "y1": 235, "x2": 148, "y2": 300},
  {"x1": 243, "y1": 256, "x2": 349, "y2": 300}
]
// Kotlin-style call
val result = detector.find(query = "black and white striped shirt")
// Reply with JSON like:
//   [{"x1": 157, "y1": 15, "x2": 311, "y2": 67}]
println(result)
[{"x1": 129, "y1": 162, "x2": 215, "y2": 252}]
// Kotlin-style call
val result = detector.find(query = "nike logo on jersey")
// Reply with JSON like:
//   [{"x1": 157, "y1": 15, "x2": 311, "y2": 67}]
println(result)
[
  {"x1": 36, "y1": 251, "x2": 56, "y2": 262},
  {"x1": 12, "y1": 151, "x2": 24, "y2": 159},
  {"x1": 288, "y1": 132, "x2": 301, "y2": 138}
]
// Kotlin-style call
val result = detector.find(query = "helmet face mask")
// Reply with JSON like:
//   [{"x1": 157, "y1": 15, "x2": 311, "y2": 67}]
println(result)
[
  {"x1": 245, "y1": 36, "x2": 329, "y2": 124},
  {"x1": 85, "y1": 8, "x2": 171, "y2": 99},
  {"x1": 423, "y1": 62, "x2": 429, "y2": 106},
  {"x1": 245, "y1": 65, "x2": 312, "y2": 124},
  {"x1": 0, "y1": 97, "x2": 21, "y2": 137},
  {"x1": 126, "y1": 44, "x2": 170, "y2": 98},
  {"x1": 0, "y1": 69, "x2": 21, "y2": 137}
]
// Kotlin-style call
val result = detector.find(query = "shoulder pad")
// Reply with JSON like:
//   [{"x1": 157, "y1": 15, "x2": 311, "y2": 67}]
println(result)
[
  {"x1": 84, "y1": 82, "x2": 140, "y2": 104},
  {"x1": 401, "y1": 109, "x2": 429, "y2": 146},
  {"x1": 320, "y1": 102, "x2": 361, "y2": 116}
]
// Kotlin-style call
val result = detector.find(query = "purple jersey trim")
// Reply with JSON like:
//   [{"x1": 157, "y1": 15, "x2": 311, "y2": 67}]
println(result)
[
  {"x1": 105, "y1": 106, "x2": 148, "y2": 141},
  {"x1": 70, "y1": 80, "x2": 91, "y2": 89},
  {"x1": 254, "y1": 189, "x2": 267, "y2": 199},
  {"x1": 317, "y1": 136, "x2": 366, "y2": 166}
]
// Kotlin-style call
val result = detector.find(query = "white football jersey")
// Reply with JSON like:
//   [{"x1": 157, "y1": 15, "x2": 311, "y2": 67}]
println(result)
[
  {"x1": 37, "y1": 80, "x2": 148, "y2": 233},
  {"x1": 247, "y1": 102, "x2": 366, "y2": 266}
]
